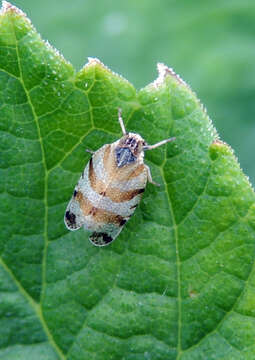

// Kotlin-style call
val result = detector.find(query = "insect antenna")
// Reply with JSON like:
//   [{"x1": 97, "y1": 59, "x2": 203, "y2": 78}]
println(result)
[
  {"x1": 143, "y1": 137, "x2": 176, "y2": 151},
  {"x1": 118, "y1": 108, "x2": 127, "y2": 135}
]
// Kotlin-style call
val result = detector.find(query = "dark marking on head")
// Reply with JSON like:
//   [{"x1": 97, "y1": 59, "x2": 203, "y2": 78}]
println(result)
[
  {"x1": 65, "y1": 211, "x2": 76, "y2": 226},
  {"x1": 90, "y1": 232, "x2": 114, "y2": 246},
  {"x1": 99, "y1": 191, "x2": 106, "y2": 196},
  {"x1": 115, "y1": 147, "x2": 136, "y2": 167},
  {"x1": 73, "y1": 190, "x2": 77, "y2": 197},
  {"x1": 125, "y1": 137, "x2": 137, "y2": 148},
  {"x1": 118, "y1": 134, "x2": 145, "y2": 156}
]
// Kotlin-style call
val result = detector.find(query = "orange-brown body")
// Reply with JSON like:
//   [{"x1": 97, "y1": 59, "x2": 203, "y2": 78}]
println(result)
[{"x1": 64, "y1": 110, "x2": 175, "y2": 246}]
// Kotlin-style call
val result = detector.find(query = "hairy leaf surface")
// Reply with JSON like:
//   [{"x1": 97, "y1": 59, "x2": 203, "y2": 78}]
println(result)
[{"x1": 1, "y1": 3, "x2": 255, "y2": 360}]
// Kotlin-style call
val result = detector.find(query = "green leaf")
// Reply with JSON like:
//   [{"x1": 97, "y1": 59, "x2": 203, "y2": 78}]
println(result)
[{"x1": 1, "y1": 2, "x2": 255, "y2": 359}]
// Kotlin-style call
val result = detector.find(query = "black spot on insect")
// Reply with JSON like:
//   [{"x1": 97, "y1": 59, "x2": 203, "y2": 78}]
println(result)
[
  {"x1": 65, "y1": 211, "x2": 76, "y2": 226},
  {"x1": 130, "y1": 204, "x2": 138, "y2": 209},
  {"x1": 90, "y1": 232, "x2": 113, "y2": 246},
  {"x1": 73, "y1": 190, "x2": 77, "y2": 197},
  {"x1": 115, "y1": 147, "x2": 136, "y2": 167},
  {"x1": 119, "y1": 219, "x2": 127, "y2": 226},
  {"x1": 102, "y1": 233, "x2": 114, "y2": 243},
  {"x1": 137, "y1": 188, "x2": 145, "y2": 194}
]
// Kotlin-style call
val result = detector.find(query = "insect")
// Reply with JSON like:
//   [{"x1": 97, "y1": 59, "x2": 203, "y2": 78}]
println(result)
[{"x1": 64, "y1": 109, "x2": 175, "y2": 246}]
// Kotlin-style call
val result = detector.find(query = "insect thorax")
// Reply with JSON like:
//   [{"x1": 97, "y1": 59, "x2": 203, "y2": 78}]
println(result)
[{"x1": 114, "y1": 132, "x2": 145, "y2": 168}]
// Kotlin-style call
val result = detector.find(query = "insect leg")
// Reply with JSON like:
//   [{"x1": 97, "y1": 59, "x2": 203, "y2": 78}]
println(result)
[
  {"x1": 145, "y1": 164, "x2": 160, "y2": 187},
  {"x1": 118, "y1": 108, "x2": 127, "y2": 135},
  {"x1": 86, "y1": 149, "x2": 95, "y2": 154},
  {"x1": 143, "y1": 137, "x2": 176, "y2": 151}
]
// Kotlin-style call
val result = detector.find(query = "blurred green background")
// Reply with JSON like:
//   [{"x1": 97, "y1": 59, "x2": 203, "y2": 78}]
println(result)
[{"x1": 12, "y1": 0, "x2": 255, "y2": 186}]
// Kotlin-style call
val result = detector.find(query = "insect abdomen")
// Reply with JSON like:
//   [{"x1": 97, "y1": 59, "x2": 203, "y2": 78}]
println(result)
[{"x1": 64, "y1": 144, "x2": 147, "y2": 246}]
